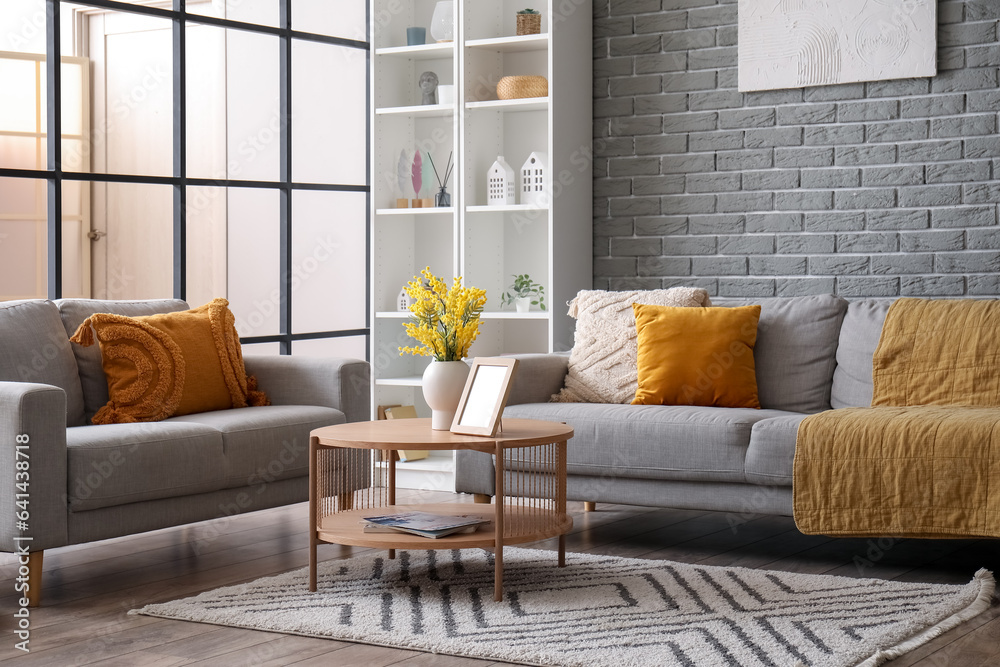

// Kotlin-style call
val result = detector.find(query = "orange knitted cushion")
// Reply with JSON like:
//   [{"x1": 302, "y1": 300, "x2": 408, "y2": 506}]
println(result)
[{"x1": 70, "y1": 298, "x2": 268, "y2": 424}]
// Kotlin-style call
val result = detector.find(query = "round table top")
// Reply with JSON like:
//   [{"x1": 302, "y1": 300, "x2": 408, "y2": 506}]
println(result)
[{"x1": 311, "y1": 418, "x2": 573, "y2": 452}]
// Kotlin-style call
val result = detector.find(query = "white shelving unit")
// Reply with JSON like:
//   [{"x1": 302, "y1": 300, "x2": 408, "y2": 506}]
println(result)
[{"x1": 369, "y1": 0, "x2": 592, "y2": 490}]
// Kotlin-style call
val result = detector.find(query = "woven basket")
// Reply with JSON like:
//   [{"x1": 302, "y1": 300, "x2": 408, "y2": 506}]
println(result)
[
  {"x1": 497, "y1": 75, "x2": 548, "y2": 100},
  {"x1": 516, "y1": 13, "x2": 541, "y2": 36}
]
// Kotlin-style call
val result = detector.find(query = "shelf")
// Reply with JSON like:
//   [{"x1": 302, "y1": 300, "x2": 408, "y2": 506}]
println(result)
[
  {"x1": 377, "y1": 311, "x2": 546, "y2": 320},
  {"x1": 466, "y1": 204, "x2": 549, "y2": 213},
  {"x1": 376, "y1": 207, "x2": 455, "y2": 216},
  {"x1": 481, "y1": 311, "x2": 549, "y2": 319},
  {"x1": 370, "y1": 0, "x2": 593, "y2": 448},
  {"x1": 465, "y1": 34, "x2": 549, "y2": 53},
  {"x1": 465, "y1": 98, "x2": 548, "y2": 112},
  {"x1": 375, "y1": 43, "x2": 454, "y2": 60},
  {"x1": 375, "y1": 376, "x2": 423, "y2": 387},
  {"x1": 375, "y1": 104, "x2": 455, "y2": 117},
  {"x1": 316, "y1": 503, "x2": 572, "y2": 549}
]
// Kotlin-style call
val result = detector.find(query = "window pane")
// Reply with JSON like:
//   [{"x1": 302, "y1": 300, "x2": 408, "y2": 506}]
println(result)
[
  {"x1": 228, "y1": 188, "x2": 281, "y2": 337},
  {"x1": 293, "y1": 335, "x2": 367, "y2": 359},
  {"x1": 241, "y1": 342, "x2": 281, "y2": 356},
  {"x1": 291, "y1": 190, "x2": 367, "y2": 334},
  {"x1": 92, "y1": 182, "x2": 173, "y2": 300},
  {"x1": 70, "y1": 6, "x2": 173, "y2": 177},
  {"x1": 0, "y1": 136, "x2": 40, "y2": 170},
  {"x1": 61, "y1": 180, "x2": 91, "y2": 298},
  {"x1": 0, "y1": 0, "x2": 46, "y2": 55},
  {"x1": 292, "y1": 40, "x2": 366, "y2": 185},
  {"x1": 0, "y1": 58, "x2": 40, "y2": 134},
  {"x1": 186, "y1": 186, "x2": 229, "y2": 309},
  {"x1": 293, "y1": 0, "x2": 366, "y2": 41},
  {"x1": 187, "y1": 0, "x2": 279, "y2": 28},
  {"x1": 0, "y1": 177, "x2": 45, "y2": 300},
  {"x1": 187, "y1": 25, "x2": 280, "y2": 181}
]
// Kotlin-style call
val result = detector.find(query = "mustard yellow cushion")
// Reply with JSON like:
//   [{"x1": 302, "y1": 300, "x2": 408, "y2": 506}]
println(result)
[
  {"x1": 70, "y1": 298, "x2": 269, "y2": 424},
  {"x1": 632, "y1": 303, "x2": 761, "y2": 409}
]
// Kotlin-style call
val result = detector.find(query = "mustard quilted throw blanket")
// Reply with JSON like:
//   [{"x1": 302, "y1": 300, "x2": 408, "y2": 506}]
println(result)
[{"x1": 794, "y1": 298, "x2": 1000, "y2": 538}]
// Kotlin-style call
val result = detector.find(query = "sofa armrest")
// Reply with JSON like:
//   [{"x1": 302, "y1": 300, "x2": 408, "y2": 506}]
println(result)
[
  {"x1": 504, "y1": 353, "x2": 569, "y2": 405},
  {"x1": 244, "y1": 356, "x2": 371, "y2": 423},
  {"x1": 0, "y1": 382, "x2": 69, "y2": 553}
]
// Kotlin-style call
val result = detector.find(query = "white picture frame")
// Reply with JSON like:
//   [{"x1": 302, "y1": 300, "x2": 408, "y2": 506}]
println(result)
[{"x1": 450, "y1": 357, "x2": 519, "y2": 437}]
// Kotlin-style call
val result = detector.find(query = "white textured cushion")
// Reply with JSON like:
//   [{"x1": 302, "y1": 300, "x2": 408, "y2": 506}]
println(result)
[{"x1": 553, "y1": 287, "x2": 712, "y2": 403}]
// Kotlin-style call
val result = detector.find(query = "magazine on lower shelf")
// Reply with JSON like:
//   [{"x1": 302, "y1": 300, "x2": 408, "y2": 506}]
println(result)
[{"x1": 361, "y1": 511, "x2": 491, "y2": 539}]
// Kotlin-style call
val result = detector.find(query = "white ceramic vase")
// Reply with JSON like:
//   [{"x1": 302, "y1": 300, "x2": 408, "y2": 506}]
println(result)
[
  {"x1": 515, "y1": 297, "x2": 531, "y2": 313},
  {"x1": 430, "y1": 1, "x2": 454, "y2": 42},
  {"x1": 422, "y1": 360, "x2": 470, "y2": 429}
]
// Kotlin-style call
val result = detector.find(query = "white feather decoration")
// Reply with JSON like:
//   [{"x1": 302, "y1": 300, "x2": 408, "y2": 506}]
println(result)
[{"x1": 396, "y1": 150, "x2": 410, "y2": 198}]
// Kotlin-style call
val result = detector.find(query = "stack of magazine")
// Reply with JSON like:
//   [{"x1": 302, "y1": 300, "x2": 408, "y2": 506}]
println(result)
[{"x1": 361, "y1": 511, "x2": 490, "y2": 539}]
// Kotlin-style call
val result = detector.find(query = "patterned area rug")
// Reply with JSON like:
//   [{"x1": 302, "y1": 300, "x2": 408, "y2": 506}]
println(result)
[{"x1": 131, "y1": 548, "x2": 994, "y2": 667}]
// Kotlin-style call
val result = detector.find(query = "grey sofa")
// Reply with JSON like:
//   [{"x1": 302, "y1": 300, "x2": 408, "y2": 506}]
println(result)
[
  {"x1": 0, "y1": 298, "x2": 370, "y2": 605},
  {"x1": 456, "y1": 294, "x2": 892, "y2": 516}
]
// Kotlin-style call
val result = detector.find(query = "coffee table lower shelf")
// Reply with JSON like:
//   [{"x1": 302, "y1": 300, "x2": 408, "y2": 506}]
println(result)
[{"x1": 316, "y1": 503, "x2": 573, "y2": 550}]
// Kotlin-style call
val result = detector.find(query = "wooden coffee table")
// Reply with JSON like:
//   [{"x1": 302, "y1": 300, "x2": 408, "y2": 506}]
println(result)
[{"x1": 308, "y1": 417, "x2": 573, "y2": 601}]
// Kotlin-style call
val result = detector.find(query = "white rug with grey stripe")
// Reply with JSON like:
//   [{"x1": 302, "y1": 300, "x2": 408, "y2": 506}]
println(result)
[{"x1": 131, "y1": 547, "x2": 994, "y2": 667}]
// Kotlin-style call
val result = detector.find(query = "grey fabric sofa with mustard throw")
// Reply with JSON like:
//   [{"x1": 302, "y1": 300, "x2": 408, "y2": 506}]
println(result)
[
  {"x1": 0, "y1": 297, "x2": 369, "y2": 605},
  {"x1": 456, "y1": 290, "x2": 897, "y2": 517}
]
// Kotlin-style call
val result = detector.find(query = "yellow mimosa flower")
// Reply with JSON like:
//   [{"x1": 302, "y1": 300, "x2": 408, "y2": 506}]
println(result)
[{"x1": 398, "y1": 267, "x2": 486, "y2": 361}]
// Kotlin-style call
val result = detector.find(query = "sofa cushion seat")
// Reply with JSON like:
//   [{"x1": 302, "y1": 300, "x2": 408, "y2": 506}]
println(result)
[
  {"x1": 744, "y1": 415, "x2": 809, "y2": 486},
  {"x1": 168, "y1": 405, "x2": 345, "y2": 488},
  {"x1": 67, "y1": 421, "x2": 227, "y2": 512},
  {"x1": 503, "y1": 402, "x2": 801, "y2": 483}
]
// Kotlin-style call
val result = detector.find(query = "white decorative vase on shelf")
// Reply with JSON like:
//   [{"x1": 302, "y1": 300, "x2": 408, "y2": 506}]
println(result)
[
  {"x1": 515, "y1": 297, "x2": 531, "y2": 313},
  {"x1": 422, "y1": 360, "x2": 470, "y2": 429},
  {"x1": 430, "y1": 1, "x2": 454, "y2": 43}
]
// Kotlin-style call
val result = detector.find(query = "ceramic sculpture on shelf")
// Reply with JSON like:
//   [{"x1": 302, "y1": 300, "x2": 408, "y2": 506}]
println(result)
[
  {"x1": 397, "y1": 286, "x2": 413, "y2": 311},
  {"x1": 487, "y1": 156, "x2": 516, "y2": 206},
  {"x1": 520, "y1": 152, "x2": 548, "y2": 207},
  {"x1": 430, "y1": 1, "x2": 454, "y2": 42},
  {"x1": 412, "y1": 150, "x2": 423, "y2": 207},
  {"x1": 418, "y1": 71, "x2": 438, "y2": 105},
  {"x1": 411, "y1": 150, "x2": 433, "y2": 208},
  {"x1": 396, "y1": 149, "x2": 411, "y2": 208}
]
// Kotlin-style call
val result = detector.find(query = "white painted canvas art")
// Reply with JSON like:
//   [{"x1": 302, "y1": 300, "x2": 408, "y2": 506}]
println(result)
[{"x1": 738, "y1": 0, "x2": 937, "y2": 92}]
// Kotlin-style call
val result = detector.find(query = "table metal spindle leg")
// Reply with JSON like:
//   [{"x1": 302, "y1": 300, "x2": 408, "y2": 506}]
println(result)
[
  {"x1": 388, "y1": 449, "x2": 396, "y2": 561},
  {"x1": 308, "y1": 437, "x2": 319, "y2": 591},
  {"x1": 495, "y1": 443, "x2": 505, "y2": 601},
  {"x1": 557, "y1": 439, "x2": 567, "y2": 568}
]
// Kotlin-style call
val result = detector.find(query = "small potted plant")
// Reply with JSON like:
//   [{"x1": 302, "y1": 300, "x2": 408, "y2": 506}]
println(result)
[
  {"x1": 516, "y1": 8, "x2": 541, "y2": 36},
  {"x1": 501, "y1": 274, "x2": 546, "y2": 313}
]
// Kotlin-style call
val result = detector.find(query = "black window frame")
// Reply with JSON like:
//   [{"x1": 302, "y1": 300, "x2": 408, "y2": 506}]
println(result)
[{"x1": 0, "y1": 0, "x2": 371, "y2": 356}]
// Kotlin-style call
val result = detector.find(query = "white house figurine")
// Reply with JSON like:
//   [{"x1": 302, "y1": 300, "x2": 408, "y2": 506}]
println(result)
[
  {"x1": 519, "y1": 152, "x2": 548, "y2": 206},
  {"x1": 397, "y1": 286, "x2": 413, "y2": 312},
  {"x1": 487, "y1": 156, "x2": 516, "y2": 206}
]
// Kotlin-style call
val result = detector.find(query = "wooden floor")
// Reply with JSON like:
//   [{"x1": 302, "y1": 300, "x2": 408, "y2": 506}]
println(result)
[{"x1": 1, "y1": 490, "x2": 998, "y2": 666}]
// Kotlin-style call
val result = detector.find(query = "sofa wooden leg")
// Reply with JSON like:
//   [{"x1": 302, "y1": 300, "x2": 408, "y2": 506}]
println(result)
[
  {"x1": 473, "y1": 493, "x2": 492, "y2": 504},
  {"x1": 583, "y1": 501, "x2": 597, "y2": 512},
  {"x1": 27, "y1": 551, "x2": 43, "y2": 607}
]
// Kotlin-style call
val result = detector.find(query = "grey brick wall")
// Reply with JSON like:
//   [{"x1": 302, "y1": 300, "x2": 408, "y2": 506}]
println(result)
[{"x1": 593, "y1": 0, "x2": 1000, "y2": 298}]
